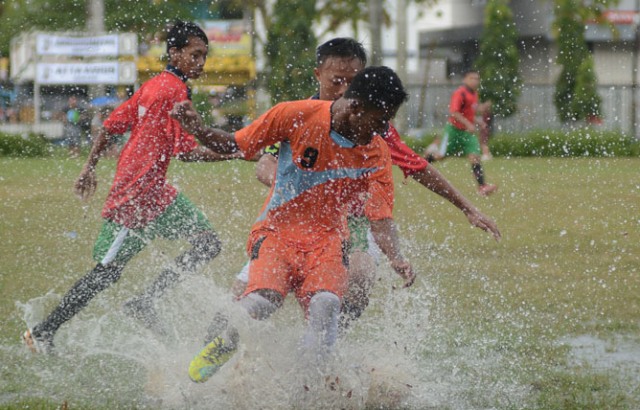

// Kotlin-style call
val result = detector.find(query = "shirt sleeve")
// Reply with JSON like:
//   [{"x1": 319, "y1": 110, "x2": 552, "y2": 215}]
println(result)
[
  {"x1": 384, "y1": 124, "x2": 429, "y2": 177},
  {"x1": 364, "y1": 142, "x2": 394, "y2": 221},
  {"x1": 102, "y1": 96, "x2": 137, "y2": 135},
  {"x1": 234, "y1": 103, "x2": 290, "y2": 159}
]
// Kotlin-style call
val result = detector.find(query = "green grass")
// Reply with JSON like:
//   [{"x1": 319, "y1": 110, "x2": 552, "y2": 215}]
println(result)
[{"x1": 1, "y1": 157, "x2": 639, "y2": 409}]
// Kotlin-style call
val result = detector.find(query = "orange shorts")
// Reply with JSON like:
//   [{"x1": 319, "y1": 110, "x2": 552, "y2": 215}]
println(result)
[{"x1": 244, "y1": 231, "x2": 350, "y2": 313}]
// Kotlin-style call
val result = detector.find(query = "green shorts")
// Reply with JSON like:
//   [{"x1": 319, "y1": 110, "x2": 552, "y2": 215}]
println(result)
[
  {"x1": 93, "y1": 193, "x2": 214, "y2": 265},
  {"x1": 442, "y1": 123, "x2": 481, "y2": 156},
  {"x1": 347, "y1": 216, "x2": 370, "y2": 253}
]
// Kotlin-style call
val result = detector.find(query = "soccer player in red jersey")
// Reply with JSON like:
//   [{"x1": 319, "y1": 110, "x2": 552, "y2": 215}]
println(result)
[
  {"x1": 23, "y1": 21, "x2": 239, "y2": 353},
  {"x1": 172, "y1": 66, "x2": 415, "y2": 382},
  {"x1": 439, "y1": 70, "x2": 498, "y2": 196}
]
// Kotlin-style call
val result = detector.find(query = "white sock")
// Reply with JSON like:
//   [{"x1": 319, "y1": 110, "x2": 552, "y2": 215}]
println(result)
[{"x1": 302, "y1": 292, "x2": 340, "y2": 356}]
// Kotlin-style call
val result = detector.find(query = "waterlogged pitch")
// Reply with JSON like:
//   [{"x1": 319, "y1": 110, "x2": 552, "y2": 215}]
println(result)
[{"x1": 0, "y1": 157, "x2": 638, "y2": 409}]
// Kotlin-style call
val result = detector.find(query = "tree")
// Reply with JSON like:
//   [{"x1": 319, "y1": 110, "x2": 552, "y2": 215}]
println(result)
[
  {"x1": 0, "y1": 0, "x2": 198, "y2": 57},
  {"x1": 572, "y1": 57, "x2": 602, "y2": 123},
  {"x1": 264, "y1": 0, "x2": 318, "y2": 103},
  {"x1": 475, "y1": 0, "x2": 521, "y2": 118},
  {"x1": 552, "y1": 0, "x2": 603, "y2": 123}
]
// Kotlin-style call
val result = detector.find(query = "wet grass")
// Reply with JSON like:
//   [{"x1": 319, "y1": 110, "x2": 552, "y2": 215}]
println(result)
[{"x1": 1, "y1": 156, "x2": 639, "y2": 409}]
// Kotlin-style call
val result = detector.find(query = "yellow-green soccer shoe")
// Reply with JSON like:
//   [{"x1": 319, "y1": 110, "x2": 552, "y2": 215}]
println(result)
[{"x1": 188, "y1": 336, "x2": 237, "y2": 383}]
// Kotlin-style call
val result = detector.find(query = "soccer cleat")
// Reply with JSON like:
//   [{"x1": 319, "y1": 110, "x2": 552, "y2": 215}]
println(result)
[
  {"x1": 477, "y1": 183, "x2": 498, "y2": 197},
  {"x1": 188, "y1": 336, "x2": 237, "y2": 383},
  {"x1": 22, "y1": 329, "x2": 53, "y2": 354}
]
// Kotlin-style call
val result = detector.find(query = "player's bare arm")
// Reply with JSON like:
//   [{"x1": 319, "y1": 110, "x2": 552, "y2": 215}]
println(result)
[
  {"x1": 411, "y1": 165, "x2": 501, "y2": 241},
  {"x1": 74, "y1": 127, "x2": 117, "y2": 201},
  {"x1": 451, "y1": 111, "x2": 475, "y2": 133},
  {"x1": 369, "y1": 218, "x2": 416, "y2": 288},
  {"x1": 177, "y1": 146, "x2": 243, "y2": 162},
  {"x1": 171, "y1": 100, "x2": 239, "y2": 154},
  {"x1": 255, "y1": 153, "x2": 277, "y2": 187}
]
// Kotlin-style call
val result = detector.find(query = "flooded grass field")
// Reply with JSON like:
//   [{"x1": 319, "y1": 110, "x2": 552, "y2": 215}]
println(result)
[{"x1": 1, "y1": 156, "x2": 638, "y2": 409}]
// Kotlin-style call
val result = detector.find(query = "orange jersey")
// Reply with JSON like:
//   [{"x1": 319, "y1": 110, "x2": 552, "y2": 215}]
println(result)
[{"x1": 234, "y1": 100, "x2": 390, "y2": 245}]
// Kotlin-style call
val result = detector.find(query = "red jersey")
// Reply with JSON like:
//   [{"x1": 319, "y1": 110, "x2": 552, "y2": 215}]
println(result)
[
  {"x1": 235, "y1": 100, "x2": 389, "y2": 246},
  {"x1": 384, "y1": 124, "x2": 428, "y2": 177},
  {"x1": 448, "y1": 85, "x2": 478, "y2": 130},
  {"x1": 101, "y1": 70, "x2": 198, "y2": 228}
]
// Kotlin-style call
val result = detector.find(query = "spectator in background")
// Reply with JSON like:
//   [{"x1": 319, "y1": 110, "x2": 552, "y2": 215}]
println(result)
[{"x1": 61, "y1": 96, "x2": 85, "y2": 157}]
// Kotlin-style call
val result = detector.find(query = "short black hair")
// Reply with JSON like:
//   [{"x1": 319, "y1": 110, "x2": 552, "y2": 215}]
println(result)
[
  {"x1": 166, "y1": 20, "x2": 208, "y2": 53},
  {"x1": 316, "y1": 37, "x2": 367, "y2": 67},
  {"x1": 343, "y1": 66, "x2": 408, "y2": 112}
]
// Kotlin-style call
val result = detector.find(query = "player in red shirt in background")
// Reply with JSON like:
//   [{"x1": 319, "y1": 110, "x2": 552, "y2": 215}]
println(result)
[
  {"x1": 23, "y1": 21, "x2": 240, "y2": 353},
  {"x1": 231, "y1": 39, "x2": 501, "y2": 331},
  {"x1": 439, "y1": 70, "x2": 498, "y2": 196}
]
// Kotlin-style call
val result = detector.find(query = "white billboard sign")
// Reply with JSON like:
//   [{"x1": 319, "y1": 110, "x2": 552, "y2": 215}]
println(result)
[
  {"x1": 36, "y1": 62, "x2": 137, "y2": 84},
  {"x1": 36, "y1": 34, "x2": 120, "y2": 56}
]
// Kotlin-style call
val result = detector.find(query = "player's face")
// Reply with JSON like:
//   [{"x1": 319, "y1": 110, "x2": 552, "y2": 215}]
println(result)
[
  {"x1": 314, "y1": 56, "x2": 365, "y2": 101},
  {"x1": 171, "y1": 36, "x2": 208, "y2": 79},
  {"x1": 348, "y1": 103, "x2": 396, "y2": 145},
  {"x1": 464, "y1": 72, "x2": 480, "y2": 91}
]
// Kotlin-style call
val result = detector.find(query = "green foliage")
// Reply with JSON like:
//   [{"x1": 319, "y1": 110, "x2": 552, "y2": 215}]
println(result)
[
  {"x1": 190, "y1": 91, "x2": 214, "y2": 127},
  {"x1": 401, "y1": 128, "x2": 640, "y2": 158},
  {"x1": 0, "y1": 132, "x2": 51, "y2": 157},
  {"x1": 265, "y1": 0, "x2": 317, "y2": 104},
  {"x1": 0, "y1": 0, "x2": 207, "y2": 57},
  {"x1": 572, "y1": 57, "x2": 602, "y2": 121},
  {"x1": 475, "y1": 0, "x2": 521, "y2": 118},
  {"x1": 552, "y1": 0, "x2": 603, "y2": 123},
  {"x1": 490, "y1": 129, "x2": 640, "y2": 157}
]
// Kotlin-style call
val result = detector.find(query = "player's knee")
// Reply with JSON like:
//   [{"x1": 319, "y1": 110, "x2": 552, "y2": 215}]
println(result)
[
  {"x1": 240, "y1": 291, "x2": 281, "y2": 320},
  {"x1": 194, "y1": 230, "x2": 222, "y2": 260},
  {"x1": 85, "y1": 263, "x2": 124, "y2": 292},
  {"x1": 309, "y1": 292, "x2": 341, "y2": 320}
]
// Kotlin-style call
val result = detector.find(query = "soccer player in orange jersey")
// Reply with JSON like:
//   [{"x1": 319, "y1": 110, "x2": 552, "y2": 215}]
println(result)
[
  {"x1": 171, "y1": 66, "x2": 414, "y2": 382},
  {"x1": 232, "y1": 39, "x2": 500, "y2": 331}
]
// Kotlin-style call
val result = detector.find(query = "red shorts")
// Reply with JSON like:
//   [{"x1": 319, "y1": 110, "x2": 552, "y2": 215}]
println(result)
[{"x1": 244, "y1": 231, "x2": 350, "y2": 313}]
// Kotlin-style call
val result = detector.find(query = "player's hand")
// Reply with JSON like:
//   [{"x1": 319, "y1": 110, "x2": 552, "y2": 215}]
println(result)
[
  {"x1": 466, "y1": 210, "x2": 501, "y2": 241},
  {"x1": 391, "y1": 260, "x2": 416, "y2": 288},
  {"x1": 171, "y1": 100, "x2": 204, "y2": 135},
  {"x1": 466, "y1": 122, "x2": 476, "y2": 133},
  {"x1": 74, "y1": 167, "x2": 97, "y2": 201}
]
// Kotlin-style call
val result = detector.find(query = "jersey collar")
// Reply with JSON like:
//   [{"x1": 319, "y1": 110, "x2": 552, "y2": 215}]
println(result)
[{"x1": 166, "y1": 65, "x2": 191, "y2": 99}]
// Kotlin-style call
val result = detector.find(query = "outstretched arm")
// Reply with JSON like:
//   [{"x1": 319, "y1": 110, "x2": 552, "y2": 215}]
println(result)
[
  {"x1": 177, "y1": 146, "x2": 244, "y2": 162},
  {"x1": 369, "y1": 218, "x2": 416, "y2": 288},
  {"x1": 74, "y1": 128, "x2": 117, "y2": 200},
  {"x1": 410, "y1": 165, "x2": 501, "y2": 241},
  {"x1": 171, "y1": 100, "x2": 239, "y2": 154}
]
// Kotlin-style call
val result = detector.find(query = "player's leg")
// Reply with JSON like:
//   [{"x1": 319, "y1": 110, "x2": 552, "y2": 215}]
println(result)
[
  {"x1": 24, "y1": 220, "x2": 146, "y2": 352},
  {"x1": 230, "y1": 261, "x2": 250, "y2": 298},
  {"x1": 463, "y1": 134, "x2": 497, "y2": 196},
  {"x1": 123, "y1": 194, "x2": 221, "y2": 327},
  {"x1": 340, "y1": 251, "x2": 376, "y2": 329},
  {"x1": 302, "y1": 291, "x2": 341, "y2": 358},
  {"x1": 297, "y1": 236, "x2": 349, "y2": 358},
  {"x1": 189, "y1": 234, "x2": 288, "y2": 382},
  {"x1": 339, "y1": 216, "x2": 376, "y2": 330}
]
